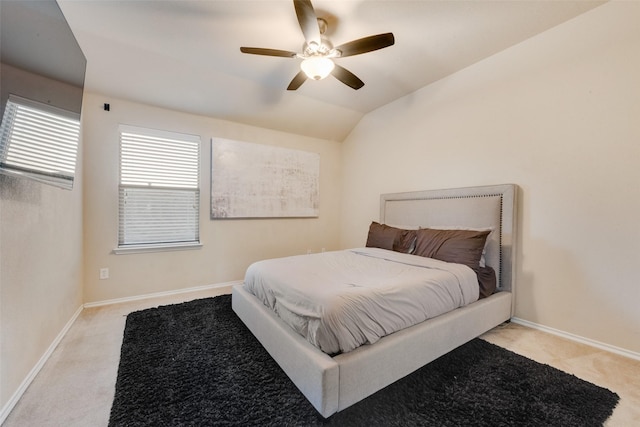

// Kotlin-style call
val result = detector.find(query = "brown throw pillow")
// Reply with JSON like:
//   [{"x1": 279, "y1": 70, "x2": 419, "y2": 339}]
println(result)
[
  {"x1": 413, "y1": 228, "x2": 490, "y2": 270},
  {"x1": 477, "y1": 265, "x2": 497, "y2": 298},
  {"x1": 366, "y1": 222, "x2": 416, "y2": 253}
]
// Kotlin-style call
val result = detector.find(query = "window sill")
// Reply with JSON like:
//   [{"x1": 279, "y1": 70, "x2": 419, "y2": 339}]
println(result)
[{"x1": 113, "y1": 242, "x2": 202, "y2": 255}]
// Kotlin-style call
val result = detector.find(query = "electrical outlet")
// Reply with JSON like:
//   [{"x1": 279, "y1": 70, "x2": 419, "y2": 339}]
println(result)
[{"x1": 99, "y1": 268, "x2": 109, "y2": 280}]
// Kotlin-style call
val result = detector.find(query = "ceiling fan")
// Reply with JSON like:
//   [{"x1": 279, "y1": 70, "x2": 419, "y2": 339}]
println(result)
[{"x1": 240, "y1": 0, "x2": 395, "y2": 91}]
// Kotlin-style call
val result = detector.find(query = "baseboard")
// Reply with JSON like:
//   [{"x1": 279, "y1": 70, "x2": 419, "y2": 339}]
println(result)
[
  {"x1": 1, "y1": 281, "x2": 241, "y2": 425},
  {"x1": 83, "y1": 280, "x2": 241, "y2": 308},
  {"x1": 511, "y1": 317, "x2": 640, "y2": 362},
  {"x1": 0, "y1": 304, "x2": 83, "y2": 426}
]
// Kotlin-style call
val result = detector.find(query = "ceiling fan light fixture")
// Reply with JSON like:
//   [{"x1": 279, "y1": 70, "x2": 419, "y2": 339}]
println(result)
[{"x1": 301, "y1": 56, "x2": 334, "y2": 80}]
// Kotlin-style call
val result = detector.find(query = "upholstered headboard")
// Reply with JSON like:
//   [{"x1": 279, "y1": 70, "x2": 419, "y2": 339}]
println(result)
[{"x1": 380, "y1": 184, "x2": 517, "y2": 295}]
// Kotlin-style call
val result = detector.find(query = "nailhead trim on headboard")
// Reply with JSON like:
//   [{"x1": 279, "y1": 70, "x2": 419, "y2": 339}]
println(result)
[{"x1": 380, "y1": 184, "x2": 517, "y2": 297}]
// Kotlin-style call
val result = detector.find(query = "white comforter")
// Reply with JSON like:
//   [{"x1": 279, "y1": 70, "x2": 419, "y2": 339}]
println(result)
[{"x1": 243, "y1": 247, "x2": 479, "y2": 354}]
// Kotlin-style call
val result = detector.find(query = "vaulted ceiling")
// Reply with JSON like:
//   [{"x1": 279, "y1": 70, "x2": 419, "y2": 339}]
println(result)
[{"x1": 57, "y1": 0, "x2": 606, "y2": 141}]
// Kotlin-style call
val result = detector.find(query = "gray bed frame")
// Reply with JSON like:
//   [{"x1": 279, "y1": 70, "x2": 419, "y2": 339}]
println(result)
[{"x1": 232, "y1": 183, "x2": 518, "y2": 417}]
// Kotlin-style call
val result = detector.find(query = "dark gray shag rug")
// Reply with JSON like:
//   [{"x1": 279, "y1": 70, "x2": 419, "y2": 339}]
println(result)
[{"x1": 109, "y1": 295, "x2": 619, "y2": 426}]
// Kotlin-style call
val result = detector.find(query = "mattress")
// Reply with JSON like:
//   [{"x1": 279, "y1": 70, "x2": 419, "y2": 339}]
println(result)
[{"x1": 243, "y1": 247, "x2": 479, "y2": 354}]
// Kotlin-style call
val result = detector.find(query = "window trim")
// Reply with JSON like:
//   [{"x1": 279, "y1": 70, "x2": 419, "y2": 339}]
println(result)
[
  {"x1": 116, "y1": 124, "x2": 201, "y2": 253},
  {"x1": 112, "y1": 241, "x2": 202, "y2": 255},
  {"x1": 0, "y1": 94, "x2": 81, "y2": 190}
]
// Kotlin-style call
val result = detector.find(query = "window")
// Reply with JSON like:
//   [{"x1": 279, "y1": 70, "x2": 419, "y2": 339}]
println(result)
[
  {"x1": 0, "y1": 95, "x2": 80, "y2": 190},
  {"x1": 116, "y1": 125, "x2": 200, "y2": 253}
]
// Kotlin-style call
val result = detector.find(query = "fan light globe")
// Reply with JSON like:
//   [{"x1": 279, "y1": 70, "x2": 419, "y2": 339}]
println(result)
[{"x1": 301, "y1": 56, "x2": 335, "y2": 80}]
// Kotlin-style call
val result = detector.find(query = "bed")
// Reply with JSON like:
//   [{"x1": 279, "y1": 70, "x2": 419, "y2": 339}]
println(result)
[{"x1": 232, "y1": 183, "x2": 518, "y2": 417}]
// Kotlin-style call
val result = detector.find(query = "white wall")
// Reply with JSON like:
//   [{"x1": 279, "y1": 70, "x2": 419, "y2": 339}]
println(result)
[
  {"x1": 340, "y1": 1, "x2": 640, "y2": 354},
  {"x1": 82, "y1": 92, "x2": 342, "y2": 303}
]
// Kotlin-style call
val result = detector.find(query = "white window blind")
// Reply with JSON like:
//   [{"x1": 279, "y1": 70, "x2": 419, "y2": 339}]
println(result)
[
  {"x1": 118, "y1": 125, "x2": 200, "y2": 250},
  {"x1": 0, "y1": 95, "x2": 80, "y2": 190}
]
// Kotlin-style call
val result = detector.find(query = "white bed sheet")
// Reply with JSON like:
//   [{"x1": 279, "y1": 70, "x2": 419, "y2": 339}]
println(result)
[{"x1": 243, "y1": 247, "x2": 479, "y2": 354}]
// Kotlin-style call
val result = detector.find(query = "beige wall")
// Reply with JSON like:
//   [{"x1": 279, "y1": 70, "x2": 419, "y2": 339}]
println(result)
[
  {"x1": 0, "y1": 131, "x2": 84, "y2": 407},
  {"x1": 0, "y1": 68, "x2": 85, "y2": 412},
  {"x1": 340, "y1": 1, "x2": 640, "y2": 354},
  {"x1": 82, "y1": 93, "x2": 342, "y2": 303},
  {"x1": 1, "y1": 63, "x2": 84, "y2": 118},
  {"x1": 2, "y1": 0, "x2": 638, "y2": 418}
]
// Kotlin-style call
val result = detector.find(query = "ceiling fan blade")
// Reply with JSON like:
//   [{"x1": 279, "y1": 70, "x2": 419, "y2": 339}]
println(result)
[
  {"x1": 331, "y1": 64, "x2": 364, "y2": 90},
  {"x1": 334, "y1": 33, "x2": 395, "y2": 58},
  {"x1": 293, "y1": 0, "x2": 320, "y2": 46},
  {"x1": 240, "y1": 47, "x2": 297, "y2": 58},
  {"x1": 287, "y1": 71, "x2": 308, "y2": 90}
]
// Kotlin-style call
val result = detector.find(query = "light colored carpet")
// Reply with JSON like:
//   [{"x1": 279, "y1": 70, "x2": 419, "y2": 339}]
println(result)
[{"x1": 4, "y1": 286, "x2": 639, "y2": 426}]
